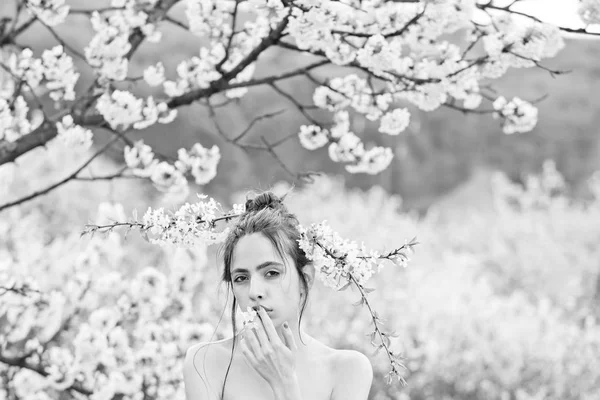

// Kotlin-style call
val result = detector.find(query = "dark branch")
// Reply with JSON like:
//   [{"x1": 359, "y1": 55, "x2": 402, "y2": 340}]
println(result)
[{"x1": 0, "y1": 137, "x2": 119, "y2": 212}]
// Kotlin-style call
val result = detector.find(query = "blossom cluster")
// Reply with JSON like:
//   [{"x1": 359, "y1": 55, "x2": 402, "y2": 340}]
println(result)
[
  {"x1": 492, "y1": 96, "x2": 538, "y2": 134},
  {"x1": 25, "y1": 0, "x2": 70, "y2": 26},
  {"x1": 55, "y1": 115, "x2": 93, "y2": 150},
  {"x1": 298, "y1": 108, "x2": 395, "y2": 175},
  {"x1": 85, "y1": 1, "x2": 162, "y2": 82},
  {"x1": 289, "y1": 1, "x2": 570, "y2": 173},
  {"x1": 0, "y1": 44, "x2": 82, "y2": 141},
  {"x1": 123, "y1": 140, "x2": 221, "y2": 193},
  {"x1": 139, "y1": 194, "x2": 236, "y2": 246},
  {"x1": 0, "y1": 95, "x2": 31, "y2": 143},
  {"x1": 96, "y1": 90, "x2": 176, "y2": 131},
  {"x1": 297, "y1": 220, "x2": 413, "y2": 290},
  {"x1": 5, "y1": 46, "x2": 79, "y2": 102}
]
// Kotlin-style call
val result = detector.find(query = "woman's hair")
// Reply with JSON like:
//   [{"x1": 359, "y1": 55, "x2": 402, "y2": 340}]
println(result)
[{"x1": 217, "y1": 190, "x2": 312, "y2": 399}]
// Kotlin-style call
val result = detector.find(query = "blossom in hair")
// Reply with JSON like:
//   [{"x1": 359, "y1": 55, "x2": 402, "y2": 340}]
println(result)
[{"x1": 141, "y1": 194, "x2": 231, "y2": 247}]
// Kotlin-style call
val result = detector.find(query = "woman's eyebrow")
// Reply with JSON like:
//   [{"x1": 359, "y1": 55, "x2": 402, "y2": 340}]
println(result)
[{"x1": 232, "y1": 261, "x2": 282, "y2": 274}]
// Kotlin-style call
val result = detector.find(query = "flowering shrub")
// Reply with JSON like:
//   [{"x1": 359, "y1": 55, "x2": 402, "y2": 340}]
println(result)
[
  {"x1": 1, "y1": 0, "x2": 600, "y2": 212},
  {"x1": 2, "y1": 140, "x2": 599, "y2": 399}
]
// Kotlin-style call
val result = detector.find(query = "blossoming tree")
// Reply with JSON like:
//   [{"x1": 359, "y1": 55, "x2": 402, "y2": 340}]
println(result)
[{"x1": 1, "y1": 0, "x2": 599, "y2": 213}]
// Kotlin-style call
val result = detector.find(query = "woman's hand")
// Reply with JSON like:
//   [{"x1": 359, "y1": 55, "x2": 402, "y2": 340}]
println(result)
[{"x1": 240, "y1": 306, "x2": 298, "y2": 389}]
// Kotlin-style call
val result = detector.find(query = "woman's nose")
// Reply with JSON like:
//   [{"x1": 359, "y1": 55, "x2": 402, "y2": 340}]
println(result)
[{"x1": 248, "y1": 278, "x2": 265, "y2": 300}]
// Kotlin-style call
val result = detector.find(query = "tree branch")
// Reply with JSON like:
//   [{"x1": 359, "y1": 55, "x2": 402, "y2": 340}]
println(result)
[
  {"x1": 0, "y1": 137, "x2": 119, "y2": 212},
  {"x1": 0, "y1": 353, "x2": 92, "y2": 396},
  {"x1": 478, "y1": 3, "x2": 600, "y2": 37}
]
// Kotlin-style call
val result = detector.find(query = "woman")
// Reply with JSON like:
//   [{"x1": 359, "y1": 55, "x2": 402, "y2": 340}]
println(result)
[{"x1": 183, "y1": 191, "x2": 373, "y2": 400}]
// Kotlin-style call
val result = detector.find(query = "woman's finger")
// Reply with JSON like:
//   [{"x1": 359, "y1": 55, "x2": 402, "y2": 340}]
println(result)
[
  {"x1": 245, "y1": 325, "x2": 262, "y2": 358},
  {"x1": 240, "y1": 337, "x2": 258, "y2": 367},
  {"x1": 256, "y1": 306, "x2": 279, "y2": 343},
  {"x1": 281, "y1": 321, "x2": 297, "y2": 351},
  {"x1": 251, "y1": 318, "x2": 274, "y2": 353}
]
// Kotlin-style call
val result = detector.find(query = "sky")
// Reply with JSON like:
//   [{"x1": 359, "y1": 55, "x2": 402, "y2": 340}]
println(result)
[{"x1": 509, "y1": 0, "x2": 600, "y2": 35}]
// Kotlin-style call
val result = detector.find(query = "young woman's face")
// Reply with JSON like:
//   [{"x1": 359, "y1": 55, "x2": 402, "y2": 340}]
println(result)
[{"x1": 230, "y1": 233, "x2": 302, "y2": 327}]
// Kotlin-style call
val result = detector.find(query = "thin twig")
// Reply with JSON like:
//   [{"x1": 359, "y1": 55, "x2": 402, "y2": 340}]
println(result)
[{"x1": 0, "y1": 137, "x2": 119, "y2": 212}]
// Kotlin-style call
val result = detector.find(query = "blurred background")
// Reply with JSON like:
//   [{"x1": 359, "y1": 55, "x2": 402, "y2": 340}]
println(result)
[{"x1": 1, "y1": 1, "x2": 600, "y2": 399}]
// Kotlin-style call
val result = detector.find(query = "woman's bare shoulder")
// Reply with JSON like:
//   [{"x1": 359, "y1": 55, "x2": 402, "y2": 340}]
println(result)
[
  {"x1": 328, "y1": 348, "x2": 373, "y2": 399},
  {"x1": 183, "y1": 337, "x2": 236, "y2": 400},
  {"x1": 186, "y1": 337, "x2": 234, "y2": 358}
]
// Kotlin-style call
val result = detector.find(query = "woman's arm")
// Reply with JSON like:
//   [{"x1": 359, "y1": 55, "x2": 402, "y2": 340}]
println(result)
[
  {"x1": 183, "y1": 343, "x2": 222, "y2": 400},
  {"x1": 330, "y1": 350, "x2": 373, "y2": 400}
]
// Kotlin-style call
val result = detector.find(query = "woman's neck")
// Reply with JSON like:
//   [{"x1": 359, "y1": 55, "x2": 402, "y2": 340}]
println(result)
[{"x1": 276, "y1": 325, "x2": 316, "y2": 359}]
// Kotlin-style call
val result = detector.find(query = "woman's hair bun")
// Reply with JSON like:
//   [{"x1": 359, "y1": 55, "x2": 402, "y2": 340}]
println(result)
[{"x1": 244, "y1": 191, "x2": 287, "y2": 213}]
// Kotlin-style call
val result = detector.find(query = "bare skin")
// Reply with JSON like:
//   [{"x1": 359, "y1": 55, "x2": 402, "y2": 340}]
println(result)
[
  {"x1": 183, "y1": 233, "x2": 373, "y2": 400},
  {"x1": 185, "y1": 332, "x2": 339, "y2": 400}
]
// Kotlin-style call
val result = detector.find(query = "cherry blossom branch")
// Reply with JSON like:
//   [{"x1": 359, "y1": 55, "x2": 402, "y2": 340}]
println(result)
[
  {"x1": 349, "y1": 273, "x2": 407, "y2": 386},
  {"x1": 0, "y1": 57, "x2": 327, "y2": 171},
  {"x1": 259, "y1": 135, "x2": 321, "y2": 183},
  {"x1": 268, "y1": 82, "x2": 322, "y2": 125},
  {"x1": 125, "y1": 0, "x2": 181, "y2": 60},
  {"x1": 330, "y1": 3, "x2": 427, "y2": 38},
  {"x1": 163, "y1": 15, "x2": 189, "y2": 31},
  {"x1": 205, "y1": 100, "x2": 314, "y2": 182},
  {"x1": 312, "y1": 239, "x2": 413, "y2": 385},
  {"x1": 232, "y1": 109, "x2": 288, "y2": 143},
  {"x1": 73, "y1": 165, "x2": 136, "y2": 181},
  {"x1": 69, "y1": 7, "x2": 126, "y2": 15},
  {"x1": 215, "y1": 0, "x2": 242, "y2": 74}
]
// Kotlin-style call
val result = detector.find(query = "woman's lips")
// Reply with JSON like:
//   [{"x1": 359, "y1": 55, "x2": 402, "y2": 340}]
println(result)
[{"x1": 252, "y1": 305, "x2": 272, "y2": 312}]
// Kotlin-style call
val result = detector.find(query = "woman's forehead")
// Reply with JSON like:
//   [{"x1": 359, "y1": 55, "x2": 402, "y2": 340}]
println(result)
[{"x1": 232, "y1": 233, "x2": 286, "y2": 267}]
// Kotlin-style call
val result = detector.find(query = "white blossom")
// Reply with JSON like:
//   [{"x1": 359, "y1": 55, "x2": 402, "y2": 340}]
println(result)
[
  {"x1": 298, "y1": 125, "x2": 329, "y2": 150},
  {"x1": 40, "y1": 46, "x2": 80, "y2": 101},
  {"x1": 150, "y1": 161, "x2": 188, "y2": 193},
  {"x1": 328, "y1": 131, "x2": 364, "y2": 163},
  {"x1": 175, "y1": 143, "x2": 221, "y2": 185},
  {"x1": 143, "y1": 62, "x2": 166, "y2": 87},
  {"x1": 123, "y1": 140, "x2": 157, "y2": 177},
  {"x1": 0, "y1": 96, "x2": 31, "y2": 142},
  {"x1": 346, "y1": 146, "x2": 394, "y2": 175},
  {"x1": 379, "y1": 108, "x2": 410, "y2": 135},
  {"x1": 493, "y1": 96, "x2": 538, "y2": 134},
  {"x1": 56, "y1": 115, "x2": 93, "y2": 149},
  {"x1": 97, "y1": 90, "x2": 144, "y2": 130},
  {"x1": 97, "y1": 91, "x2": 175, "y2": 131}
]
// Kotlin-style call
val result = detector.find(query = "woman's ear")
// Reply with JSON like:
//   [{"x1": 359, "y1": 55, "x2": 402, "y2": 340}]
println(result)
[{"x1": 302, "y1": 263, "x2": 316, "y2": 290}]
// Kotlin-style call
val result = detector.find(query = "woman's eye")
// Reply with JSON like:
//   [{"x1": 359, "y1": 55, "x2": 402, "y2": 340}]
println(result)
[
  {"x1": 233, "y1": 276, "x2": 247, "y2": 283},
  {"x1": 266, "y1": 271, "x2": 280, "y2": 278}
]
